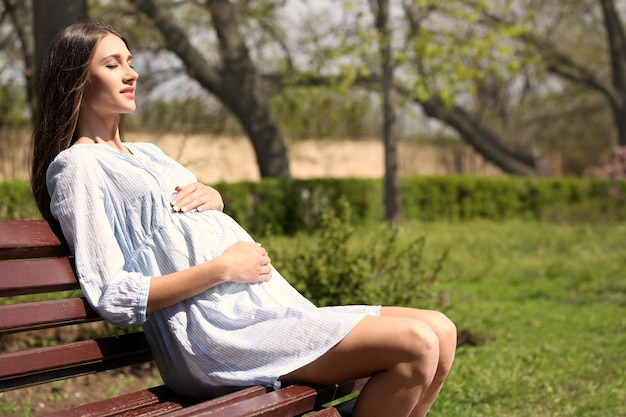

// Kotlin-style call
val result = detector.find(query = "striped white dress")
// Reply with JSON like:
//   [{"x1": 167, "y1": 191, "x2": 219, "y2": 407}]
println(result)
[{"x1": 47, "y1": 142, "x2": 379, "y2": 400}]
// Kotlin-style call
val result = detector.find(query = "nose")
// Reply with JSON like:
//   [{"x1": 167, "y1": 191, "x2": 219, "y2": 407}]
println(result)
[{"x1": 125, "y1": 65, "x2": 139, "y2": 83}]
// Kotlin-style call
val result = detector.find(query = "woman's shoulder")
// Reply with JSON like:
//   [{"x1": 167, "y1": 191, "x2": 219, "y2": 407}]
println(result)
[
  {"x1": 47, "y1": 146, "x2": 107, "y2": 190},
  {"x1": 126, "y1": 142, "x2": 165, "y2": 155},
  {"x1": 52, "y1": 145, "x2": 101, "y2": 167}
]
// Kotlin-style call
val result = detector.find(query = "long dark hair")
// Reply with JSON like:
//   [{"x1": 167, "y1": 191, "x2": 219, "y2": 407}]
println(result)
[{"x1": 31, "y1": 21, "x2": 128, "y2": 224}]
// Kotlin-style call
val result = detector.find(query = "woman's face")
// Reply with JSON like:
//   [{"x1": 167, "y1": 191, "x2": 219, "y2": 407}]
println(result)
[{"x1": 81, "y1": 33, "x2": 138, "y2": 117}]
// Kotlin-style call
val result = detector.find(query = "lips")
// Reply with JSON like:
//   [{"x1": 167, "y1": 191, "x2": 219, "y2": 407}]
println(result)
[{"x1": 120, "y1": 87, "x2": 135, "y2": 97}]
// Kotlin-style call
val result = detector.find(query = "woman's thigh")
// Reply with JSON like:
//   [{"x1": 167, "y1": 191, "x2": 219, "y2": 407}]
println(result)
[
  {"x1": 279, "y1": 314, "x2": 438, "y2": 385},
  {"x1": 380, "y1": 306, "x2": 456, "y2": 336},
  {"x1": 380, "y1": 306, "x2": 457, "y2": 365}
]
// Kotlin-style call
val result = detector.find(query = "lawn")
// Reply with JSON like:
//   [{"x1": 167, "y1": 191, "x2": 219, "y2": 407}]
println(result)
[{"x1": 411, "y1": 220, "x2": 626, "y2": 416}]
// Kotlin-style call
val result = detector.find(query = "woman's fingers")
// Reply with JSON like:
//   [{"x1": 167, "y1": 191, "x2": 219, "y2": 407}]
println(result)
[
  {"x1": 171, "y1": 183, "x2": 224, "y2": 212},
  {"x1": 220, "y1": 241, "x2": 273, "y2": 283}
]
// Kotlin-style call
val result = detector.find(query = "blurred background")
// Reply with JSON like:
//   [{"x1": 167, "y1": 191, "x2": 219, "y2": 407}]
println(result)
[{"x1": 2, "y1": 0, "x2": 625, "y2": 184}]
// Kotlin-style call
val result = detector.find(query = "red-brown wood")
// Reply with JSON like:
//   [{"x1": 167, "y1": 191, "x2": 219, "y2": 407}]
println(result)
[
  {"x1": 0, "y1": 220, "x2": 68, "y2": 260},
  {"x1": 165, "y1": 385, "x2": 318, "y2": 417},
  {"x1": 0, "y1": 257, "x2": 78, "y2": 296},
  {"x1": 306, "y1": 408, "x2": 342, "y2": 417},
  {"x1": 112, "y1": 401, "x2": 186, "y2": 417},
  {"x1": 0, "y1": 332, "x2": 151, "y2": 390},
  {"x1": 45, "y1": 385, "x2": 187, "y2": 417},
  {"x1": 0, "y1": 298, "x2": 99, "y2": 333},
  {"x1": 126, "y1": 386, "x2": 268, "y2": 417}
]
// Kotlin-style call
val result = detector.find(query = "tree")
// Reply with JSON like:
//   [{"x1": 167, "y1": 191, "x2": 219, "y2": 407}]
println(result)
[
  {"x1": 2, "y1": 0, "x2": 87, "y2": 116},
  {"x1": 520, "y1": 0, "x2": 626, "y2": 147},
  {"x1": 263, "y1": 1, "x2": 539, "y2": 175},
  {"x1": 474, "y1": 0, "x2": 626, "y2": 172},
  {"x1": 369, "y1": 0, "x2": 402, "y2": 222},
  {"x1": 3, "y1": 0, "x2": 35, "y2": 109},
  {"x1": 130, "y1": 0, "x2": 290, "y2": 178}
]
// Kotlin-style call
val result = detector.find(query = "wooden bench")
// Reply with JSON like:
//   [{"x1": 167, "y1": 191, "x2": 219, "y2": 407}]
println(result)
[{"x1": 0, "y1": 220, "x2": 365, "y2": 417}]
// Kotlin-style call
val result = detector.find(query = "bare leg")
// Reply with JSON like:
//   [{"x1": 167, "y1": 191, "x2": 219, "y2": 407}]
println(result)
[
  {"x1": 380, "y1": 307, "x2": 457, "y2": 416},
  {"x1": 280, "y1": 307, "x2": 456, "y2": 417}
]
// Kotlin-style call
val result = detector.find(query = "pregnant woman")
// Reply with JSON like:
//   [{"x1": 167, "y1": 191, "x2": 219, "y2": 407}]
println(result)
[{"x1": 30, "y1": 21, "x2": 456, "y2": 417}]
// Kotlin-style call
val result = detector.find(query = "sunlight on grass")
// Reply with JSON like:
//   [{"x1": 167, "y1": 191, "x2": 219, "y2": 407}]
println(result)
[{"x1": 408, "y1": 220, "x2": 626, "y2": 417}]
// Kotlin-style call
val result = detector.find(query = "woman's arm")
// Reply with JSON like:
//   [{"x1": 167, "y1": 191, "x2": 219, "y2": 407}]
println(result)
[{"x1": 147, "y1": 241, "x2": 271, "y2": 312}]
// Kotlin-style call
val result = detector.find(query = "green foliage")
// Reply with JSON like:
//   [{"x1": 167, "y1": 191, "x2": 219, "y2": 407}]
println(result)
[
  {"x1": 401, "y1": 175, "x2": 625, "y2": 222},
  {"x1": 3, "y1": 175, "x2": 625, "y2": 229},
  {"x1": 266, "y1": 199, "x2": 448, "y2": 308},
  {"x1": 270, "y1": 87, "x2": 376, "y2": 138},
  {"x1": 125, "y1": 99, "x2": 242, "y2": 135},
  {"x1": 217, "y1": 177, "x2": 383, "y2": 235},
  {"x1": 0, "y1": 180, "x2": 40, "y2": 220},
  {"x1": 0, "y1": 87, "x2": 29, "y2": 128}
]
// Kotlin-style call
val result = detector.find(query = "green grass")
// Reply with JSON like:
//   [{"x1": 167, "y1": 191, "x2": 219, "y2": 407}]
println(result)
[
  {"x1": 270, "y1": 219, "x2": 626, "y2": 416},
  {"x1": 394, "y1": 220, "x2": 626, "y2": 416}
]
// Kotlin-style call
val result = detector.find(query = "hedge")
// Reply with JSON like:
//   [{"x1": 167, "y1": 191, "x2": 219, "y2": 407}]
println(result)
[{"x1": 2, "y1": 176, "x2": 624, "y2": 235}]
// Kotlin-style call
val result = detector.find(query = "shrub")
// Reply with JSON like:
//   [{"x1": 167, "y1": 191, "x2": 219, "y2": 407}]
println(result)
[
  {"x1": 267, "y1": 199, "x2": 449, "y2": 309},
  {"x1": 0, "y1": 180, "x2": 40, "y2": 220}
]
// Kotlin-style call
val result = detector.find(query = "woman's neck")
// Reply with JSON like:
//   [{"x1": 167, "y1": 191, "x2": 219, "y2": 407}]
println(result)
[{"x1": 75, "y1": 112, "x2": 129, "y2": 153}]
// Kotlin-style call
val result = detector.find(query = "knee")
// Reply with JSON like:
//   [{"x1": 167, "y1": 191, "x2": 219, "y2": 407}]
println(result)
[
  {"x1": 432, "y1": 311, "x2": 457, "y2": 351},
  {"x1": 394, "y1": 321, "x2": 440, "y2": 383},
  {"x1": 405, "y1": 320, "x2": 440, "y2": 363}
]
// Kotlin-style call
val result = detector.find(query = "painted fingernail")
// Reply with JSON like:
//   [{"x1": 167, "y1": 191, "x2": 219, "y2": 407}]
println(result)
[
  {"x1": 172, "y1": 205, "x2": 180, "y2": 212},
  {"x1": 181, "y1": 206, "x2": 187, "y2": 213}
]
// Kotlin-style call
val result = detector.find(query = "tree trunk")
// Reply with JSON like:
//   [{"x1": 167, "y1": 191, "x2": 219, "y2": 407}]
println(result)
[
  {"x1": 31, "y1": 0, "x2": 87, "y2": 108},
  {"x1": 131, "y1": 0, "x2": 290, "y2": 178},
  {"x1": 372, "y1": 0, "x2": 402, "y2": 223},
  {"x1": 3, "y1": 0, "x2": 35, "y2": 112},
  {"x1": 599, "y1": 0, "x2": 626, "y2": 146}
]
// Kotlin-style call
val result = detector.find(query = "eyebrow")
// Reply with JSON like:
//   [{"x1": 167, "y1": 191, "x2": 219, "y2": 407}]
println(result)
[{"x1": 100, "y1": 53, "x2": 133, "y2": 63}]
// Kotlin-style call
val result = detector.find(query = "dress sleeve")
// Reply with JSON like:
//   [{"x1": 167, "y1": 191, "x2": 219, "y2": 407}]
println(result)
[{"x1": 47, "y1": 150, "x2": 151, "y2": 327}]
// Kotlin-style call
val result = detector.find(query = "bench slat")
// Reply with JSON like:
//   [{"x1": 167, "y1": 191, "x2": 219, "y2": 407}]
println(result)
[
  {"x1": 54, "y1": 385, "x2": 267, "y2": 417},
  {"x1": 45, "y1": 385, "x2": 187, "y2": 417},
  {"x1": 112, "y1": 401, "x2": 185, "y2": 417},
  {"x1": 307, "y1": 409, "x2": 342, "y2": 417},
  {"x1": 0, "y1": 220, "x2": 68, "y2": 260},
  {"x1": 0, "y1": 298, "x2": 100, "y2": 333},
  {"x1": 0, "y1": 332, "x2": 152, "y2": 391},
  {"x1": 0, "y1": 257, "x2": 78, "y2": 296},
  {"x1": 165, "y1": 385, "x2": 317, "y2": 417}
]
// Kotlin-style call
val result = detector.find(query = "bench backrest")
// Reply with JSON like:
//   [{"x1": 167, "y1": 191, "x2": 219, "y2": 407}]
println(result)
[{"x1": 0, "y1": 220, "x2": 153, "y2": 392}]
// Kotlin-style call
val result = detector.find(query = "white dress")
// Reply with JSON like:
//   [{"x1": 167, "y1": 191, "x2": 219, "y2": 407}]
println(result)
[{"x1": 47, "y1": 142, "x2": 379, "y2": 400}]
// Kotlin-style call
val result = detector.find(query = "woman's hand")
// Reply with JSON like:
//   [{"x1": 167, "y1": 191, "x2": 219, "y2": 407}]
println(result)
[
  {"x1": 147, "y1": 241, "x2": 271, "y2": 313},
  {"x1": 219, "y1": 241, "x2": 272, "y2": 283},
  {"x1": 171, "y1": 182, "x2": 224, "y2": 213}
]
